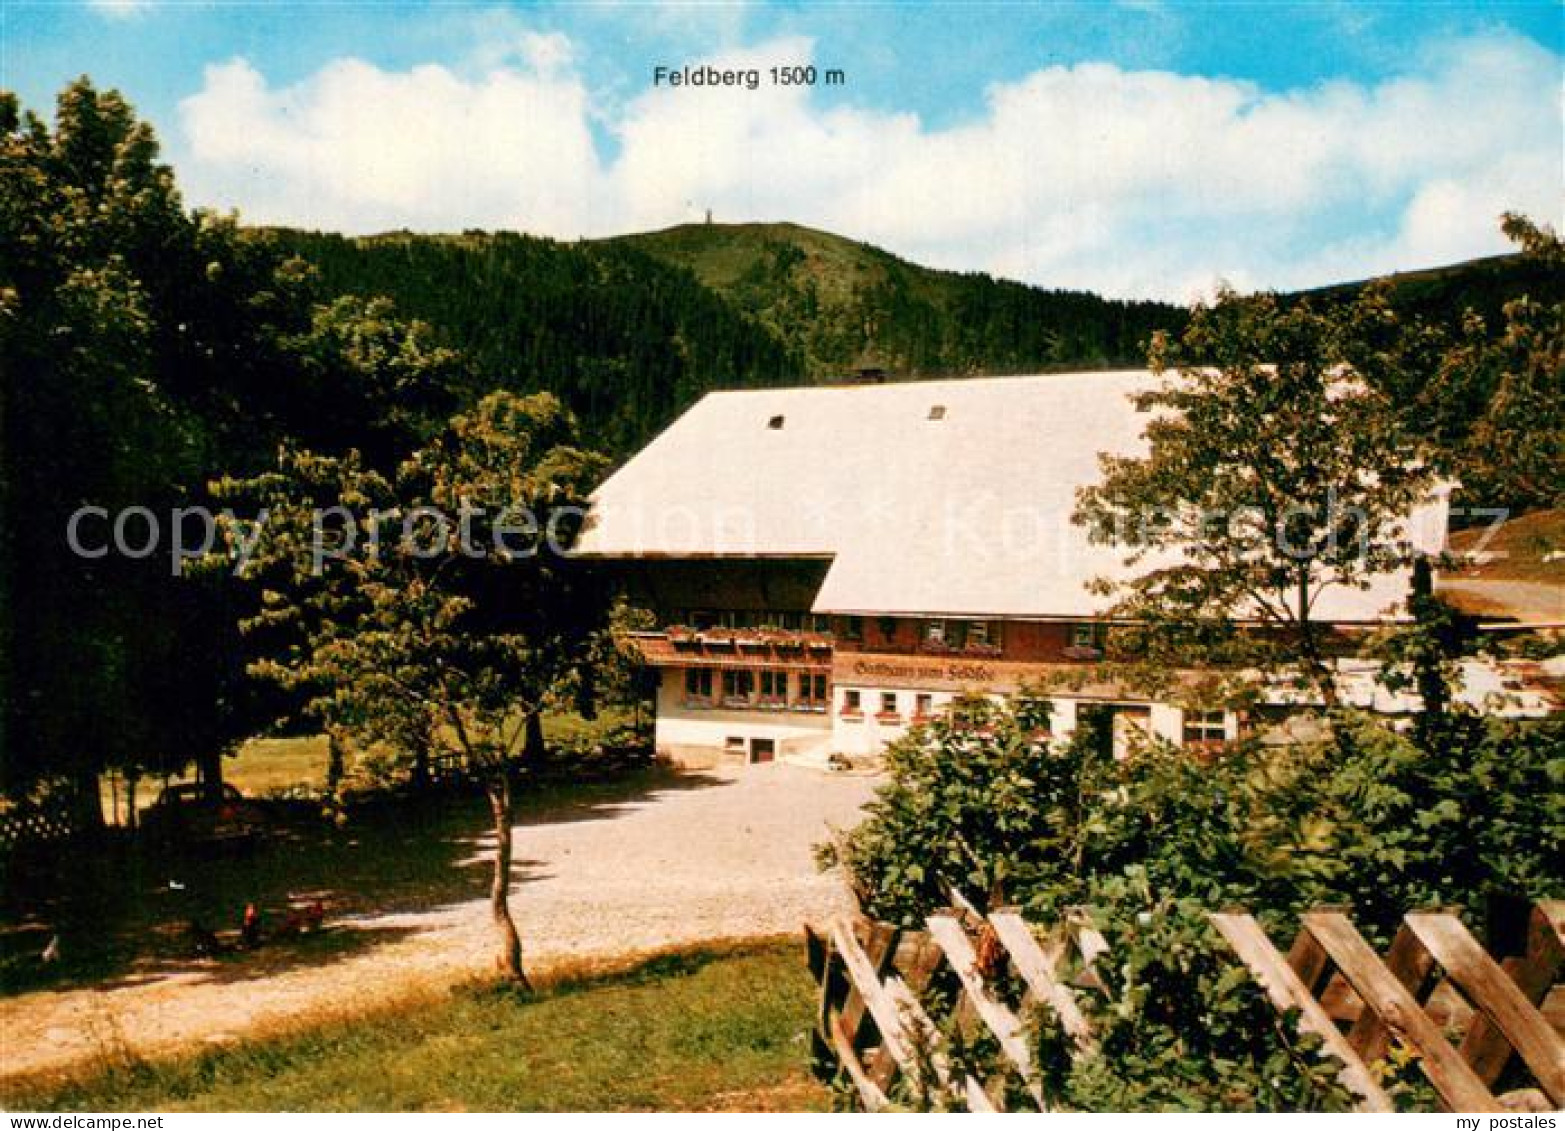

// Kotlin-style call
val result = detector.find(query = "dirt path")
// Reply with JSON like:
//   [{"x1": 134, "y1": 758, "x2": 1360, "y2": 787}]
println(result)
[{"x1": 1, "y1": 764, "x2": 876, "y2": 1084}]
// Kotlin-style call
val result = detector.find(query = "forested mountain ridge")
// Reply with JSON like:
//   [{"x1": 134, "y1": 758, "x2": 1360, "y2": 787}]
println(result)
[
  {"x1": 259, "y1": 224, "x2": 1189, "y2": 456},
  {"x1": 258, "y1": 229, "x2": 803, "y2": 456},
  {"x1": 266, "y1": 221, "x2": 1557, "y2": 467},
  {"x1": 606, "y1": 222, "x2": 1181, "y2": 378},
  {"x1": 1300, "y1": 249, "x2": 1564, "y2": 327}
]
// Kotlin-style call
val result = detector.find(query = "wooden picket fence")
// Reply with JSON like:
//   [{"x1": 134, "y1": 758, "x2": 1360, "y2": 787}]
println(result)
[{"x1": 805, "y1": 894, "x2": 1565, "y2": 1113}]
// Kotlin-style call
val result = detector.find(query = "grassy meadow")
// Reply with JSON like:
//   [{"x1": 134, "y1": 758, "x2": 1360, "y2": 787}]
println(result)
[{"x1": 6, "y1": 941, "x2": 827, "y2": 1112}]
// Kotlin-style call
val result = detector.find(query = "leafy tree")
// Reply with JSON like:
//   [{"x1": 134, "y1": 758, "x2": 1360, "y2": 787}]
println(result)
[
  {"x1": 223, "y1": 391, "x2": 610, "y2": 983},
  {"x1": 280, "y1": 294, "x2": 468, "y2": 465},
  {"x1": 0, "y1": 80, "x2": 486, "y2": 815},
  {"x1": 1444, "y1": 214, "x2": 1564, "y2": 512},
  {"x1": 1, "y1": 82, "x2": 207, "y2": 818},
  {"x1": 1072, "y1": 288, "x2": 1439, "y2": 700}
]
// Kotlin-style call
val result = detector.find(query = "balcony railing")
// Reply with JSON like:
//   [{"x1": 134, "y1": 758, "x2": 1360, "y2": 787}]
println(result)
[
  {"x1": 643, "y1": 627, "x2": 834, "y2": 668},
  {"x1": 917, "y1": 639, "x2": 1004, "y2": 658}
]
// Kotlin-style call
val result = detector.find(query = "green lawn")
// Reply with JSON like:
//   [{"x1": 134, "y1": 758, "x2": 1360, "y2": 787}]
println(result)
[
  {"x1": 227, "y1": 736, "x2": 333, "y2": 796},
  {"x1": 101, "y1": 707, "x2": 643, "y2": 818},
  {"x1": 8, "y1": 941, "x2": 830, "y2": 1112}
]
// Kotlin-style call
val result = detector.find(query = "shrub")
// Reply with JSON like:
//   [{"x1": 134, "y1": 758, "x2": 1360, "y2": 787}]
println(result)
[{"x1": 824, "y1": 698, "x2": 1563, "y2": 1109}]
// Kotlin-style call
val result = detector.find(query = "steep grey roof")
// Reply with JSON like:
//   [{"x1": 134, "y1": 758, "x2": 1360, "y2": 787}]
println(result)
[{"x1": 578, "y1": 371, "x2": 1447, "y2": 622}]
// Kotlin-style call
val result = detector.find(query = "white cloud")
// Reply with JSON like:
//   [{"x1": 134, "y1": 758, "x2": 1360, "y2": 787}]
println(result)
[
  {"x1": 175, "y1": 30, "x2": 1562, "y2": 299},
  {"x1": 181, "y1": 57, "x2": 606, "y2": 236}
]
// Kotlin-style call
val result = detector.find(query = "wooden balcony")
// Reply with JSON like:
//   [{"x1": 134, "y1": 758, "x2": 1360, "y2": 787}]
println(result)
[{"x1": 630, "y1": 630, "x2": 834, "y2": 671}]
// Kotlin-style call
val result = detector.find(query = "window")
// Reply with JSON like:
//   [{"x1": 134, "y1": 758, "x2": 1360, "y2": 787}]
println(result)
[
  {"x1": 1183, "y1": 709, "x2": 1227, "y2": 747},
  {"x1": 767, "y1": 414, "x2": 785, "y2": 430},
  {"x1": 928, "y1": 619, "x2": 978, "y2": 649},
  {"x1": 964, "y1": 622, "x2": 1001, "y2": 650},
  {"x1": 722, "y1": 669, "x2": 754, "y2": 705},
  {"x1": 1015, "y1": 695, "x2": 1051, "y2": 734},
  {"x1": 914, "y1": 693, "x2": 934, "y2": 719},
  {"x1": 876, "y1": 616, "x2": 898, "y2": 641},
  {"x1": 928, "y1": 404, "x2": 946, "y2": 420},
  {"x1": 840, "y1": 616, "x2": 864, "y2": 641},
  {"x1": 725, "y1": 736, "x2": 746, "y2": 753},
  {"x1": 842, "y1": 689, "x2": 863, "y2": 715},
  {"x1": 758, "y1": 670, "x2": 788, "y2": 705},
  {"x1": 879, "y1": 692, "x2": 900, "y2": 717},
  {"x1": 684, "y1": 668, "x2": 713, "y2": 703},
  {"x1": 1071, "y1": 623, "x2": 1100, "y2": 649},
  {"x1": 795, "y1": 673, "x2": 828, "y2": 711}
]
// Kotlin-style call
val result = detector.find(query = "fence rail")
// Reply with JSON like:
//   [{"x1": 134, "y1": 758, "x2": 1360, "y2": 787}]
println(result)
[{"x1": 806, "y1": 895, "x2": 1565, "y2": 1112}]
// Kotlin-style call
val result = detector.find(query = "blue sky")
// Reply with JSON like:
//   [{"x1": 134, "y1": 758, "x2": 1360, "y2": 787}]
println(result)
[{"x1": 4, "y1": 1, "x2": 1561, "y2": 298}]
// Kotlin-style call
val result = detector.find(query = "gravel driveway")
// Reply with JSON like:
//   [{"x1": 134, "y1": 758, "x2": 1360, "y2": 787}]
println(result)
[{"x1": 1, "y1": 764, "x2": 877, "y2": 1084}]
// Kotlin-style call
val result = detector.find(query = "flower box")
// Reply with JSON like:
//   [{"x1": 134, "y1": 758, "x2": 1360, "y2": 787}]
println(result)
[{"x1": 1062, "y1": 645, "x2": 1103, "y2": 661}]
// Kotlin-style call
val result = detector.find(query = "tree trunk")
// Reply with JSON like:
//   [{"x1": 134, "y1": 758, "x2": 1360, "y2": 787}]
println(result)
[
  {"x1": 1409, "y1": 556, "x2": 1449, "y2": 744},
  {"x1": 1296, "y1": 573, "x2": 1339, "y2": 709},
  {"x1": 326, "y1": 729, "x2": 346, "y2": 793},
  {"x1": 486, "y1": 774, "x2": 531, "y2": 988},
  {"x1": 522, "y1": 710, "x2": 546, "y2": 764},
  {"x1": 125, "y1": 773, "x2": 139, "y2": 832},
  {"x1": 71, "y1": 764, "x2": 105, "y2": 834},
  {"x1": 194, "y1": 746, "x2": 224, "y2": 802},
  {"x1": 410, "y1": 736, "x2": 430, "y2": 793}
]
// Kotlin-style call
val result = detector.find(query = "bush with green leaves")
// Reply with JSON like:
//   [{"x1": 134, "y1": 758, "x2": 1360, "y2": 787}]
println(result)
[
  {"x1": 1036, "y1": 878, "x2": 1357, "y2": 1112},
  {"x1": 824, "y1": 695, "x2": 1563, "y2": 1109}
]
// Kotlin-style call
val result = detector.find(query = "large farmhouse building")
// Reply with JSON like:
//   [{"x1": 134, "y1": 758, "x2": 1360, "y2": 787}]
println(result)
[{"x1": 577, "y1": 371, "x2": 1455, "y2": 767}]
